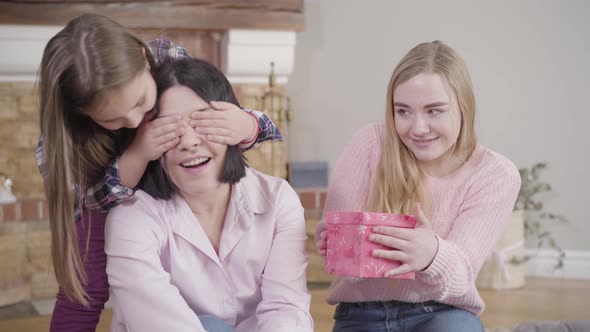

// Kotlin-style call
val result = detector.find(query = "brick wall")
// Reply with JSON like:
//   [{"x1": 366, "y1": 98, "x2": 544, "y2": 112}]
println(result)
[
  {"x1": 0, "y1": 198, "x2": 48, "y2": 223},
  {"x1": 0, "y1": 82, "x2": 45, "y2": 200},
  {"x1": 295, "y1": 188, "x2": 327, "y2": 210},
  {"x1": 0, "y1": 215, "x2": 57, "y2": 306}
]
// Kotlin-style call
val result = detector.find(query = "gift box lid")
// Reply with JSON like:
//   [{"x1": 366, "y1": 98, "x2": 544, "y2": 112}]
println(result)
[{"x1": 325, "y1": 211, "x2": 416, "y2": 228}]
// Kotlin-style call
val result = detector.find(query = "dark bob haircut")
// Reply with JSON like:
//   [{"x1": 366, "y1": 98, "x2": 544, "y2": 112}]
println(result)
[{"x1": 140, "y1": 58, "x2": 247, "y2": 200}]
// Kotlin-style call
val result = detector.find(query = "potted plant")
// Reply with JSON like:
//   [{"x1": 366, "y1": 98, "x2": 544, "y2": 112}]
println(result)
[
  {"x1": 476, "y1": 162, "x2": 567, "y2": 290},
  {"x1": 513, "y1": 162, "x2": 567, "y2": 267}
]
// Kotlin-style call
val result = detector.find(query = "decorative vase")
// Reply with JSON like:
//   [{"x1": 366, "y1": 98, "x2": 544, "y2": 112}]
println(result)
[{"x1": 0, "y1": 174, "x2": 17, "y2": 204}]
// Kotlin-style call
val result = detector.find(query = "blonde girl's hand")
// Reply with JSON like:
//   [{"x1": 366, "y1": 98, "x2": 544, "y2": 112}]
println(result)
[
  {"x1": 369, "y1": 203, "x2": 439, "y2": 277},
  {"x1": 129, "y1": 113, "x2": 184, "y2": 162},
  {"x1": 189, "y1": 101, "x2": 257, "y2": 146},
  {"x1": 316, "y1": 230, "x2": 328, "y2": 256}
]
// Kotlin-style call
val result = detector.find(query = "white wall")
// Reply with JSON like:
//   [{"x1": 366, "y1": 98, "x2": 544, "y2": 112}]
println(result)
[{"x1": 287, "y1": 0, "x2": 590, "y2": 251}]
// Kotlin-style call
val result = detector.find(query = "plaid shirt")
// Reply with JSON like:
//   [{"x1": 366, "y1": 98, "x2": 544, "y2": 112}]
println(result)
[{"x1": 36, "y1": 39, "x2": 282, "y2": 220}]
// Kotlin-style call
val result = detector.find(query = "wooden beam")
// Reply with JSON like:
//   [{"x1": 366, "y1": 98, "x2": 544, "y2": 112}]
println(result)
[
  {"x1": 0, "y1": 1, "x2": 304, "y2": 31},
  {"x1": 135, "y1": 29, "x2": 224, "y2": 67},
  {"x1": 6, "y1": 0, "x2": 303, "y2": 9},
  {"x1": 4, "y1": 0, "x2": 304, "y2": 11}
]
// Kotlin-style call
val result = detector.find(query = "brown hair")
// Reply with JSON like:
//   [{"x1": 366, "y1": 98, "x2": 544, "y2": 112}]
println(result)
[
  {"x1": 38, "y1": 13, "x2": 155, "y2": 305},
  {"x1": 140, "y1": 58, "x2": 247, "y2": 199},
  {"x1": 370, "y1": 41, "x2": 477, "y2": 214}
]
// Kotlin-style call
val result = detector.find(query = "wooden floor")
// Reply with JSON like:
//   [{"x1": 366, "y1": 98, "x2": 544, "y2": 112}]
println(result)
[{"x1": 0, "y1": 277, "x2": 588, "y2": 332}]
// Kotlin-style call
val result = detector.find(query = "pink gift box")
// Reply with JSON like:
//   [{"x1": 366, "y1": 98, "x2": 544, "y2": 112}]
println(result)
[{"x1": 325, "y1": 211, "x2": 417, "y2": 279}]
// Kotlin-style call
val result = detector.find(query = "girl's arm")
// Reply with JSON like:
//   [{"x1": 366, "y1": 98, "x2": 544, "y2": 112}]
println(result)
[
  {"x1": 415, "y1": 167, "x2": 521, "y2": 299},
  {"x1": 37, "y1": 135, "x2": 132, "y2": 214},
  {"x1": 242, "y1": 108, "x2": 283, "y2": 151},
  {"x1": 83, "y1": 158, "x2": 135, "y2": 212},
  {"x1": 190, "y1": 102, "x2": 283, "y2": 151},
  {"x1": 148, "y1": 38, "x2": 190, "y2": 63},
  {"x1": 148, "y1": 38, "x2": 283, "y2": 151}
]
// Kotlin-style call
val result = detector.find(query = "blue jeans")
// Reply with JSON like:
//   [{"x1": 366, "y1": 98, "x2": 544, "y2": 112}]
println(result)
[
  {"x1": 199, "y1": 315, "x2": 235, "y2": 332},
  {"x1": 332, "y1": 300, "x2": 484, "y2": 332}
]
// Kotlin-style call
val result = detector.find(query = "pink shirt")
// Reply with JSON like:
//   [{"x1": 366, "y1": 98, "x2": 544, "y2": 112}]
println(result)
[
  {"x1": 105, "y1": 168, "x2": 313, "y2": 331},
  {"x1": 316, "y1": 123, "x2": 521, "y2": 315}
]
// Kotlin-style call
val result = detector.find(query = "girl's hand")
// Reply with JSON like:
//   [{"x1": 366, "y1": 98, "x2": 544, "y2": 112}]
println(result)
[
  {"x1": 129, "y1": 113, "x2": 184, "y2": 162},
  {"x1": 369, "y1": 203, "x2": 439, "y2": 277},
  {"x1": 316, "y1": 230, "x2": 328, "y2": 256},
  {"x1": 189, "y1": 101, "x2": 257, "y2": 146}
]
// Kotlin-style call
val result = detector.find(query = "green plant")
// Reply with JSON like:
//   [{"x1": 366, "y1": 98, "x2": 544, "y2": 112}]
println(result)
[{"x1": 513, "y1": 162, "x2": 568, "y2": 268}]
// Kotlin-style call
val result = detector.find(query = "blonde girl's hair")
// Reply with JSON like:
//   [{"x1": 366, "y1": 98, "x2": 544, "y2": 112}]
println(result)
[
  {"x1": 370, "y1": 41, "x2": 477, "y2": 214},
  {"x1": 38, "y1": 13, "x2": 156, "y2": 305}
]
